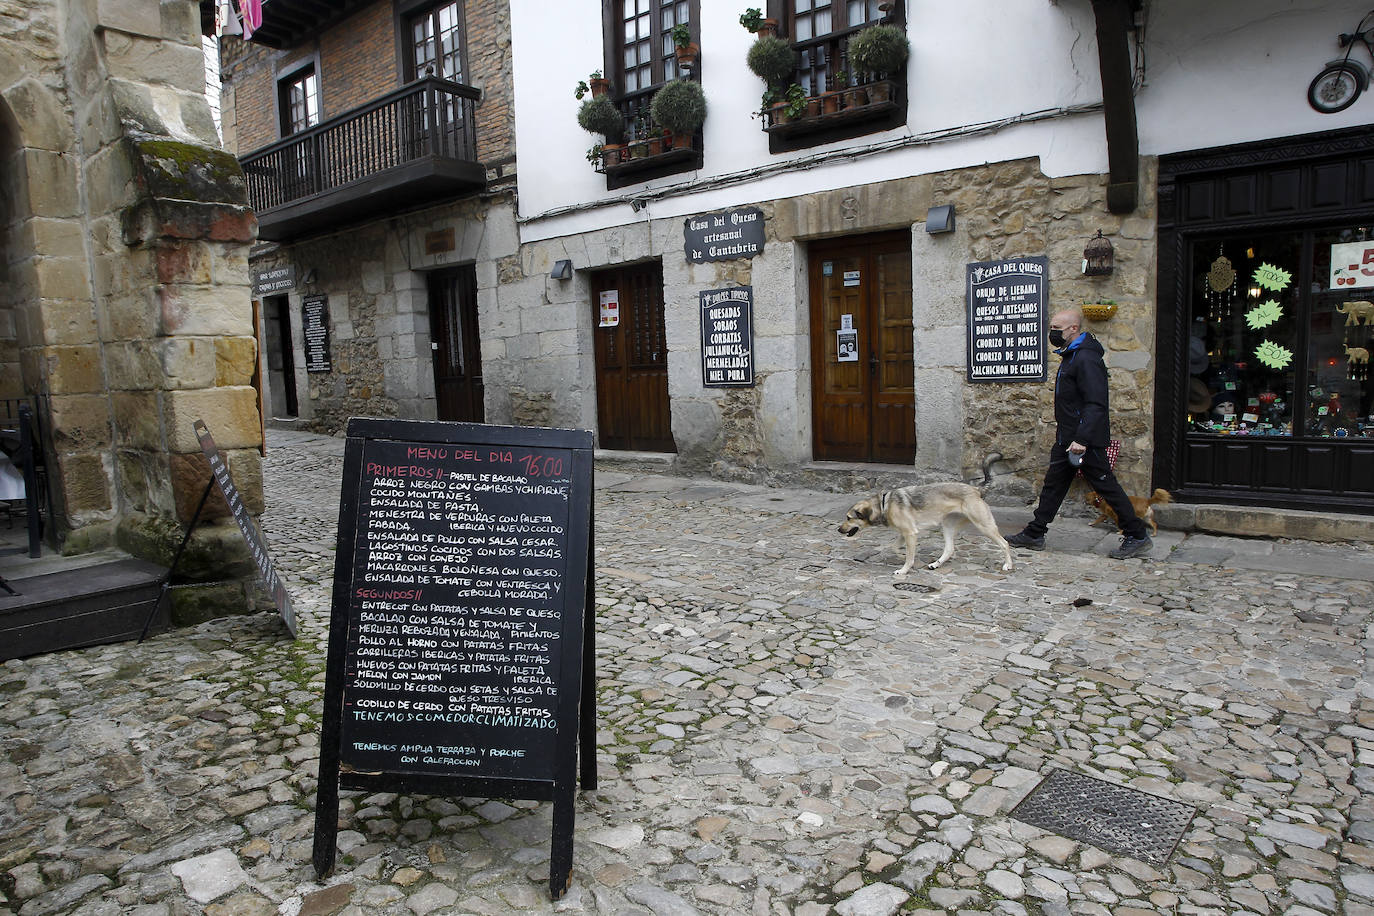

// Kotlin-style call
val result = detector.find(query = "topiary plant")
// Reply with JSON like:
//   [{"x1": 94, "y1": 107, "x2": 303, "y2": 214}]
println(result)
[
  {"x1": 577, "y1": 96, "x2": 624, "y2": 139},
  {"x1": 746, "y1": 34, "x2": 797, "y2": 86},
  {"x1": 847, "y1": 23, "x2": 909, "y2": 76},
  {"x1": 649, "y1": 79, "x2": 707, "y2": 135}
]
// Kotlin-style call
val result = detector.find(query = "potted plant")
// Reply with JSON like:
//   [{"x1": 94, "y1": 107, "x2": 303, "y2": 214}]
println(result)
[
  {"x1": 577, "y1": 95, "x2": 625, "y2": 161},
  {"x1": 574, "y1": 70, "x2": 610, "y2": 100},
  {"x1": 671, "y1": 23, "x2": 698, "y2": 69},
  {"x1": 650, "y1": 78, "x2": 707, "y2": 145},
  {"x1": 740, "y1": 7, "x2": 778, "y2": 36},
  {"x1": 747, "y1": 34, "x2": 797, "y2": 87},
  {"x1": 848, "y1": 23, "x2": 908, "y2": 102},
  {"x1": 586, "y1": 143, "x2": 604, "y2": 164},
  {"x1": 768, "y1": 83, "x2": 807, "y2": 125},
  {"x1": 821, "y1": 70, "x2": 844, "y2": 113}
]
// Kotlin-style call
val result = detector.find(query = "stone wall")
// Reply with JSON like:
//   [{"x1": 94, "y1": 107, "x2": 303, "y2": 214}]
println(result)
[
  {"x1": 253, "y1": 193, "x2": 520, "y2": 433},
  {"x1": 508, "y1": 157, "x2": 1158, "y2": 495},
  {"x1": 0, "y1": 0, "x2": 265, "y2": 618}
]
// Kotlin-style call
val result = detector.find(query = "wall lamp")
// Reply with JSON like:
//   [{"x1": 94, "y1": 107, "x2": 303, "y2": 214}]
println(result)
[
  {"x1": 302, "y1": 268, "x2": 318, "y2": 284},
  {"x1": 550, "y1": 259, "x2": 573, "y2": 280},
  {"x1": 924, "y1": 205, "x2": 955, "y2": 234}
]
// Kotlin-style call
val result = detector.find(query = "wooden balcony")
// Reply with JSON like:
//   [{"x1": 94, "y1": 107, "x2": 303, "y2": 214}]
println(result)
[
  {"x1": 240, "y1": 77, "x2": 485, "y2": 242},
  {"x1": 762, "y1": 24, "x2": 907, "y2": 153}
]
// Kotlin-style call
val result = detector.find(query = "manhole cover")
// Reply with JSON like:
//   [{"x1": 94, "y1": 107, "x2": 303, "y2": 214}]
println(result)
[
  {"x1": 893, "y1": 582, "x2": 937, "y2": 593},
  {"x1": 1009, "y1": 768, "x2": 1196, "y2": 866}
]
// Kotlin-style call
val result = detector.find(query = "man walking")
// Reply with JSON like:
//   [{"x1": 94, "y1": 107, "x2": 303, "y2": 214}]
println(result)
[{"x1": 1006, "y1": 307, "x2": 1153, "y2": 559}]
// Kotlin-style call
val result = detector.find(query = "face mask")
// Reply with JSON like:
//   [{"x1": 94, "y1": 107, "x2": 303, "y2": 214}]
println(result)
[{"x1": 1049, "y1": 329, "x2": 1067, "y2": 348}]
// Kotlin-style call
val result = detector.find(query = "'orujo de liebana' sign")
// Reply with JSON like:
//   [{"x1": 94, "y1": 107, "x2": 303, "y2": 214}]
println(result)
[
  {"x1": 700, "y1": 286, "x2": 755, "y2": 387},
  {"x1": 685, "y1": 207, "x2": 765, "y2": 262},
  {"x1": 966, "y1": 256, "x2": 1048, "y2": 383},
  {"x1": 313, "y1": 418, "x2": 596, "y2": 900}
]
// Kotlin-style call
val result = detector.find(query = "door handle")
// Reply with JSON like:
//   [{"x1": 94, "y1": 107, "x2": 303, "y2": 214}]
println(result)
[{"x1": 869, "y1": 352, "x2": 878, "y2": 377}]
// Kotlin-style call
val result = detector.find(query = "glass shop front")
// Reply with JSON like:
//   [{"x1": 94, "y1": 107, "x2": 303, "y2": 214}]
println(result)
[{"x1": 1156, "y1": 127, "x2": 1374, "y2": 513}]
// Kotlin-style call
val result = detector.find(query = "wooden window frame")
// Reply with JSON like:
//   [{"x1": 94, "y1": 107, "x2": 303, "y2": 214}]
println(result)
[
  {"x1": 764, "y1": 0, "x2": 908, "y2": 154},
  {"x1": 274, "y1": 54, "x2": 322, "y2": 138},
  {"x1": 394, "y1": 0, "x2": 469, "y2": 84}
]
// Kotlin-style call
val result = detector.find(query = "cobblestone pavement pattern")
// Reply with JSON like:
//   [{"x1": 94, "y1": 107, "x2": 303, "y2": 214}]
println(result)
[{"x1": 4, "y1": 429, "x2": 1374, "y2": 916}]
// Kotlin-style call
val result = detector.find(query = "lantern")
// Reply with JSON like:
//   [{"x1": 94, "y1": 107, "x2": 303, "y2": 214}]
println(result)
[{"x1": 1083, "y1": 229, "x2": 1114, "y2": 277}]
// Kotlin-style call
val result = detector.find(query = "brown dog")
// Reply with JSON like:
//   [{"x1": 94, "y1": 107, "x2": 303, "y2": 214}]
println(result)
[{"x1": 1087, "y1": 488, "x2": 1172, "y2": 536}]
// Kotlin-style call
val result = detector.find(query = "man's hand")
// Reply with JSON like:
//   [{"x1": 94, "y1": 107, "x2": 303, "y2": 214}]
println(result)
[{"x1": 1068, "y1": 442, "x2": 1087, "y2": 456}]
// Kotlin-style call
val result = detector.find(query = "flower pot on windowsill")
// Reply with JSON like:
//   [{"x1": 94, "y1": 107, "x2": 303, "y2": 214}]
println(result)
[
  {"x1": 755, "y1": 18, "x2": 778, "y2": 37},
  {"x1": 843, "y1": 85, "x2": 870, "y2": 108},
  {"x1": 821, "y1": 91, "x2": 841, "y2": 114},
  {"x1": 1082, "y1": 302, "x2": 1118, "y2": 321},
  {"x1": 589, "y1": 77, "x2": 610, "y2": 98},
  {"x1": 865, "y1": 79, "x2": 893, "y2": 104},
  {"x1": 805, "y1": 96, "x2": 822, "y2": 118},
  {"x1": 601, "y1": 142, "x2": 625, "y2": 168},
  {"x1": 674, "y1": 42, "x2": 699, "y2": 69}
]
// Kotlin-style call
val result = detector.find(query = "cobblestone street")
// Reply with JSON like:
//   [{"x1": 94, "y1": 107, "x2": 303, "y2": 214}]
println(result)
[{"x1": 4, "y1": 428, "x2": 1374, "y2": 916}]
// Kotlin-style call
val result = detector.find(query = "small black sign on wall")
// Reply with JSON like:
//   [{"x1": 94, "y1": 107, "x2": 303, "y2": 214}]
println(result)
[
  {"x1": 301, "y1": 294, "x2": 332, "y2": 374},
  {"x1": 684, "y1": 207, "x2": 765, "y2": 262},
  {"x1": 313, "y1": 418, "x2": 596, "y2": 899},
  {"x1": 966, "y1": 256, "x2": 1049, "y2": 383},
  {"x1": 700, "y1": 286, "x2": 755, "y2": 387}
]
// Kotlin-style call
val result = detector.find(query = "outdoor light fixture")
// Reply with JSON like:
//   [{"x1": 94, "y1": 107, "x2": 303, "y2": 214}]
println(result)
[
  {"x1": 924, "y1": 205, "x2": 955, "y2": 234},
  {"x1": 550, "y1": 259, "x2": 573, "y2": 280},
  {"x1": 302, "y1": 268, "x2": 318, "y2": 284},
  {"x1": 1082, "y1": 229, "x2": 1114, "y2": 276}
]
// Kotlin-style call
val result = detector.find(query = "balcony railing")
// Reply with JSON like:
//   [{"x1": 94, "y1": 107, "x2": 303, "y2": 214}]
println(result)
[
  {"x1": 596, "y1": 83, "x2": 703, "y2": 188},
  {"x1": 240, "y1": 76, "x2": 482, "y2": 232}
]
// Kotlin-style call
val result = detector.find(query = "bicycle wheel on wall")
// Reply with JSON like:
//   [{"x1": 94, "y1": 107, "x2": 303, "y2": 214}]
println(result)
[{"x1": 1307, "y1": 63, "x2": 1365, "y2": 113}]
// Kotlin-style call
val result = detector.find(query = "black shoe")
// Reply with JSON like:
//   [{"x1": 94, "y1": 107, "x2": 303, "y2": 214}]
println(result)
[
  {"x1": 1006, "y1": 531, "x2": 1045, "y2": 551},
  {"x1": 1108, "y1": 534, "x2": 1153, "y2": 559}
]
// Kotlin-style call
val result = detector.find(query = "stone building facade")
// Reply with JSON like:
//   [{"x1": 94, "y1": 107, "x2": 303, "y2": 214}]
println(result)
[{"x1": 0, "y1": 0, "x2": 262, "y2": 616}]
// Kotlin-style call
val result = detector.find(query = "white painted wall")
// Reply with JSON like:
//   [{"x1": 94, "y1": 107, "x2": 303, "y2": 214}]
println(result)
[{"x1": 512, "y1": 0, "x2": 1372, "y2": 244}]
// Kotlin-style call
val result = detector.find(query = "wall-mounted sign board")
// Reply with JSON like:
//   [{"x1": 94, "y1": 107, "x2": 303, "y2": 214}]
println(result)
[
  {"x1": 301, "y1": 294, "x2": 332, "y2": 374},
  {"x1": 966, "y1": 256, "x2": 1049, "y2": 383},
  {"x1": 313, "y1": 418, "x2": 596, "y2": 899},
  {"x1": 700, "y1": 286, "x2": 755, "y2": 387},
  {"x1": 251, "y1": 265, "x2": 295, "y2": 298},
  {"x1": 684, "y1": 207, "x2": 765, "y2": 262}
]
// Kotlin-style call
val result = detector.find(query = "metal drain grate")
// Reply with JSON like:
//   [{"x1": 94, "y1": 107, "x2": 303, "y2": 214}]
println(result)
[
  {"x1": 893, "y1": 582, "x2": 937, "y2": 593},
  {"x1": 1009, "y1": 768, "x2": 1196, "y2": 866}
]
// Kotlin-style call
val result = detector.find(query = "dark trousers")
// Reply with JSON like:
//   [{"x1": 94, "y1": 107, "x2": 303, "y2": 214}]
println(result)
[{"x1": 1026, "y1": 442, "x2": 1147, "y2": 540}]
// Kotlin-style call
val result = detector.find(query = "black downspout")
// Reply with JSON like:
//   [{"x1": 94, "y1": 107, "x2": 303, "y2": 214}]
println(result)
[{"x1": 1091, "y1": 0, "x2": 1139, "y2": 214}]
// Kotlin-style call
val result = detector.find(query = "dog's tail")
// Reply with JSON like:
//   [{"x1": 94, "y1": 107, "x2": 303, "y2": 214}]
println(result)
[
  {"x1": 1148, "y1": 488, "x2": 1172, "y2": 506},
  {"x1": 979, "y1": 452, "x2": 1004, "y2": 487}
]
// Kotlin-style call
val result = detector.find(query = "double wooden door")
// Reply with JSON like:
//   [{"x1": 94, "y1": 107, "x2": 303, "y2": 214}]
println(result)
[
  {"x1": 810, "y1": 232, "x2": 915, "y2": 463},
  {"x1": 592, "y1": 264, "x2": 675, "y2": 452},
  {"x1": 428, "y1": 266, "x2": 484, "y2": 423}
]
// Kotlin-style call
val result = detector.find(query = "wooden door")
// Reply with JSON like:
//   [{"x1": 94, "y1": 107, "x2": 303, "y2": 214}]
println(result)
[
  {"x1": 592, "y1": 264, "x2": 675, "y2": 452},
  {"x1": 428, "y1": 266, "x2": 484, "y2": 423},
  {"x1": 810, "y1": 232, "x2": 914, "y2": 463}
]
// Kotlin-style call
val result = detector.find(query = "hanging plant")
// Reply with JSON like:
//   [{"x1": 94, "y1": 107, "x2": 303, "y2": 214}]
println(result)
[
  {"x1": 747, "y1": 35, "x2": 797, "y2": 86},
  {"x1": 847, "y1": 23, "x2": 909, "y2": 78},
  {"x1": 577, "y1": 95, "x2": 624, "y2": 139},
  {"x1": 650, "y1": 79, "x2": 707, "y2": 136},
  {"x1": 739, "y1": 7, "x2": 764, "y2": 32}
]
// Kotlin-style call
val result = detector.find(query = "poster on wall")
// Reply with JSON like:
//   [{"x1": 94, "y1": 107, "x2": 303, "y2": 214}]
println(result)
[
  {"x1": 965, "y1": 256, "x2": 1048, "y2": 383},
  {"x1": 700, "y1": 286, "x2": 755, "y2": 387},
  {"x1": 302, "y1": 294, "x2": 333, "y2": 374},
  {"x1": 598, "y1": 290, "x2": 620, "y2": 327},
  {"x1": 1331, "y1": 241, "x2": 1374, "y2": 289}
]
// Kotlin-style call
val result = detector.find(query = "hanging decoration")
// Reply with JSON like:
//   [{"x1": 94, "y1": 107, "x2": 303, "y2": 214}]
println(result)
[
  {"x1": 1206, "y1": 251, "x2": 1236, "y2": 323},
  {"x1": 1244, "y1": 300, "x2": 1283, "y2": 330},
  {"x1": 1347, "y1": 343, "x2": 1370, "y2": 381},
  {"x1": 1255, "y1": 340, "x2": 1293, "y2": 370}
]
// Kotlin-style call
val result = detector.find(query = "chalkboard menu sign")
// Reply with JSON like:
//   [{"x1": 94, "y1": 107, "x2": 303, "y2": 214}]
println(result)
[
  {"x1": 700, "y1": 286, "x2": 755, "y2": 387},
  {"x1": 966, "y1": 256, "x2": 1049, "y2": 383},
  {"x1": 684, "y1": 207, "x2": 765, "y2": 262},
  {"x1": 313, "y1": 419, "x2": 595, "y2": 899},
  {"x1": 194, "y1": 420, "x2": 296, "y2": 637},
  {"x1": 302, "y1": 294, "x2": 332, "y2": 373}
]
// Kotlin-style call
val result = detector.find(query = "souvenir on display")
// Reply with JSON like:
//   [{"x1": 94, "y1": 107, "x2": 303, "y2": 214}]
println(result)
[{"x1": 1205, "y1": 252, "x2": 1237, "y2": 323}]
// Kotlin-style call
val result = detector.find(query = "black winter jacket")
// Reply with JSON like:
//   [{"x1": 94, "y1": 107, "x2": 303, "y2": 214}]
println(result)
[{"x1": 1054, "y1": 333, "x2": 1111, "y2": 447}]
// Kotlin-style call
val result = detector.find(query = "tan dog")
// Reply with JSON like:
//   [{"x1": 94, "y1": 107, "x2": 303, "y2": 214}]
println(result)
[
  {"x1": 838, "y1": 483, "x2": 1014, "y2": 576},
  {"x1": 1086, "y1": 488, "x2": 1172, "y2": 536}
]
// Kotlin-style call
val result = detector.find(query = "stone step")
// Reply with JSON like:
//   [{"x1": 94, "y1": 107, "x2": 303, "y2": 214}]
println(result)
[{"x1": 1155, "y1": 502, "x2": 1374, "y2": 544}]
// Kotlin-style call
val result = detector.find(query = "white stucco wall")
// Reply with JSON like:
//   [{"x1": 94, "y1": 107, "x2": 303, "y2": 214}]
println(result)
[{"x1": 512, "y1": 0, "x2": 1373, "y2": 243}]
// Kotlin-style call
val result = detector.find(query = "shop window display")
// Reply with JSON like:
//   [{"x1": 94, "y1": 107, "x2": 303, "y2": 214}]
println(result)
[{"x1": 1186, "y1": 226, "x2": 1374, "y2": 439}]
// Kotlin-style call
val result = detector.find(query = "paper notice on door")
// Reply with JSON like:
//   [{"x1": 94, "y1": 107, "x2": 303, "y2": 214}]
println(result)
[
  {"x1": 840, "y1": 313, "x2": 853, "y2": 330},
  {"x1": 599, "y1": 290, "x2": 620, "y2": 327},
  {"x1": 837, "y1": 329, "x2": 858, "y2": 362}
]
